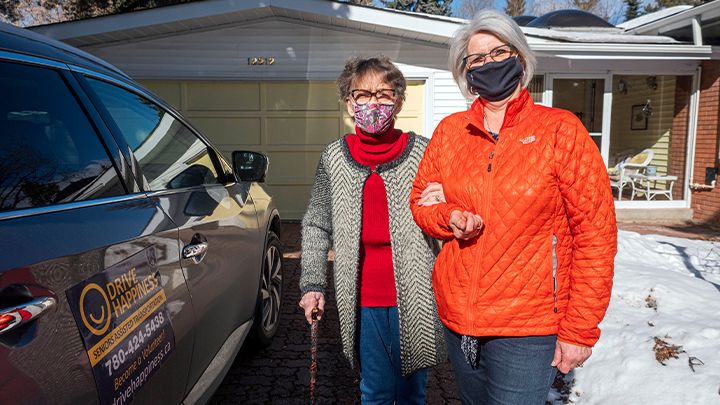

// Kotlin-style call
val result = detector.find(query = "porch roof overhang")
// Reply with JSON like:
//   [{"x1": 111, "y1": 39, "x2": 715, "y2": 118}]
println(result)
[
  {"x1": 27, "y1": 0, "x2": 712, "y2": 62},
  {"x1": 617, "y1": 5, "x2": 694, "y2": 31},
  {"x1": 623, "y1": 1, "x2": 720, "y2": 46},
  {"x1": 531, "y1": 42, "x2": 711, "y2": 61}
]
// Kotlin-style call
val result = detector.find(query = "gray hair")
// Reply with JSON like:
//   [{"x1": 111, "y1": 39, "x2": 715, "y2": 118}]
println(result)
[
  {"x1": 449, "y1": 9, "x2": 537, "y2": 101},
  {"x1": 336, "y1": 54, "x2": 407, "y2": 102}
]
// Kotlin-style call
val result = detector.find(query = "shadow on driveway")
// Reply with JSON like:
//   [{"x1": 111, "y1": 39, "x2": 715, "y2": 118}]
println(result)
[{"x1": 209, "y1": 222, "x2": 462, "y2": 404}]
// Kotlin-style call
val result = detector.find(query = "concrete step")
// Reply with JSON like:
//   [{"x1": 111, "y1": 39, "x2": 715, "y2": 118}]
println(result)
[{"x1": 615, "y1": 208, "x2": 693, "y2": 222}]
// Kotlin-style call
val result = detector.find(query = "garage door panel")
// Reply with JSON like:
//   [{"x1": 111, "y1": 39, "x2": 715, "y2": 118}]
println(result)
[
  {"x1": 342, "y1": 116, "x2": 355, "y2": 135},
  {"x1": 266, "y1": 151, "x2": 322, "y2": 182},
  {"x1": 265, "y1": 83, "x2": 340, "y2": 111},
  {"x1": 190, "y1": 117, "x2": 261, "y2": 146},
  {"x1": 217, "y1": 150, "x2": 235, "y2": 162},
  {"x1": 186, "y1": 83, "x2": 260, "y2": 111},
  {"x1": 145, "y1": 81, "x2": 422, "y2": 220},
  {"x1": 267, "y1": 117, "x2": 342, "y2": 145},
  {"x1": 140, "y1": 82, "x2": 181, "y2": 110},
  {"x1": 265, "y1": 184, "x2": 313, "y2": 220}
]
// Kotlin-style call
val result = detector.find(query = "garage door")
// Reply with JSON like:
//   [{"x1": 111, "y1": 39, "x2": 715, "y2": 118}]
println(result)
[{"x1": 139, "y1": 81, "x2": 424, "y2": 220}]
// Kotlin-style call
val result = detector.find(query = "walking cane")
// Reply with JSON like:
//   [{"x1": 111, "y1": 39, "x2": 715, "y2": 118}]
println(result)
[{"x1": 310, "y1": 307, "x2": 319, "y2": 404}]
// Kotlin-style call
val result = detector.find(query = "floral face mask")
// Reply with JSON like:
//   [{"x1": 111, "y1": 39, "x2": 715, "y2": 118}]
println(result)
[{"x1": 353, "y1": 102, "x2": 395, "y2": 135}]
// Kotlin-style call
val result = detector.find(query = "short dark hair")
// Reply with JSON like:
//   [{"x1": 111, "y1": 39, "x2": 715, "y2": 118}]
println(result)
[{"x1": 336, "y1": 54, "x2": 407, "y2": 102}]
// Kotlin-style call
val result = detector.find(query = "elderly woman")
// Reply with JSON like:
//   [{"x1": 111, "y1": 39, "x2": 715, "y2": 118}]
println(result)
[
  {"x1": 299, "y1": 55, "x2": 446, "y2": 404},
  {"x1": 410, "y1": 10, "x2": 617, "y2": 405}
]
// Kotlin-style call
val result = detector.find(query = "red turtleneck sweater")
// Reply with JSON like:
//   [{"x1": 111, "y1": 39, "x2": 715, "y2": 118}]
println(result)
[{"x1": 346, "y1": 124, "x2": 408, "y2": 307}]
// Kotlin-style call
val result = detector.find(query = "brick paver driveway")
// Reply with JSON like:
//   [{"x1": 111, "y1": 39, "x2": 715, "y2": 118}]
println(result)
[{"x1": 209, "y1": 222, "x2": 462, "y2": 404}]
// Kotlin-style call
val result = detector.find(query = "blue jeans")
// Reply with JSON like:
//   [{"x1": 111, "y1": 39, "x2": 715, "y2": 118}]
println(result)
[
  {"x1": 357, "y1": 306, "x2": 428, "y2": 405},
  {"x1": 443, "y1": 324, "x2": 557, "y2": 405}
]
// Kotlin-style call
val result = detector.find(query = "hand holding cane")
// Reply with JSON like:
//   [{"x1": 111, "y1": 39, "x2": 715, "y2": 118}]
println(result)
[{"x1": 310, "y1": 307, "x2": 319, "y2": 404}]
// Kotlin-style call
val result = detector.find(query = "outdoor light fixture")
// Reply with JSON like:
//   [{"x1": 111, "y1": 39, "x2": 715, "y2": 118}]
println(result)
[
  {"x1": 643, "y1": 99, "x2": 653, "y2": 117},
  {"x1": 692, "y1": 167, "x2": 718, "y2": 190},
  {"x1": 646, "y1": 76, "x2": 658, "y2": 90},
  {"x1": 617, "y1": 79, "x2": 627, "y2": 94},
  {"x1": 705, "y1": 167, "x2": 718, "y2": 186}
]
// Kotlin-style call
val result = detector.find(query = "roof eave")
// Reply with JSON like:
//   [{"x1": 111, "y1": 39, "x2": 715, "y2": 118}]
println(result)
[{"x1": 29, "y1": 0, "x2": 461, "y2": 44}]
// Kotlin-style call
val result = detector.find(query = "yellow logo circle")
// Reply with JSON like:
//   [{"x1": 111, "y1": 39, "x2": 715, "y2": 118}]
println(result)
[{"x1": 80, "y1": 283, "x2": 111, "y2": 336}]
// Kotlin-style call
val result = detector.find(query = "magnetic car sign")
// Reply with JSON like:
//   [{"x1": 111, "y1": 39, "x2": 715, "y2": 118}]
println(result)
[{"x1": 66, "y1": 247, "x2": 175, "y2": 405}]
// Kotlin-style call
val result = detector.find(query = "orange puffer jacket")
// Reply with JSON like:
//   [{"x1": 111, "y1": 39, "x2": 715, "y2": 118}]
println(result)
[{"x1": 410, "y1": 89, "x2": 617, "y2": 348}]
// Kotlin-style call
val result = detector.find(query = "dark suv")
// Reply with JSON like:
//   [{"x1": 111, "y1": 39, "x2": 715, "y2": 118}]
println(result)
[{"x1": 0, "y1": 22, "x2": 283, "y2": 405}]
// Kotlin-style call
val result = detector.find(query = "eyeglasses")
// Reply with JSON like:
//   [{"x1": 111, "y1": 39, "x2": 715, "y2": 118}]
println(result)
[
  {"x1": 462, "y1": 44, "x2": 515, "y2": 68},
  {"x1": 350, "y1": 89, "x2": 396, "y2": 105}
]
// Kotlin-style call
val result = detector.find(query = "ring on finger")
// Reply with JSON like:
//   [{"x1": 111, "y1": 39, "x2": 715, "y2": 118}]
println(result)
[
  {"x1": 577, "y1": 363, "x2": 584, "y2": 368},
  {"x1": 434, "y1": 195, "x2": 441, "y2": 201}
]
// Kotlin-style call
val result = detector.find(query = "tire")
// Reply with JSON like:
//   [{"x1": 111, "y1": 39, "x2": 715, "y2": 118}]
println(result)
[{"x1": 251, "y1": 231, "x2": 283, "y2": 346}]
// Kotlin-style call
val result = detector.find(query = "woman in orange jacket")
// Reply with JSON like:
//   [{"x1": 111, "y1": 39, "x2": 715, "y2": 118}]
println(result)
[{"x1": 410, "y1": 9, "x2": 617, "y2": 405}]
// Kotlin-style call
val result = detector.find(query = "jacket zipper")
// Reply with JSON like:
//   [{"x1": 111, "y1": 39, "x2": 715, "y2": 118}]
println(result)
[
  {"x1": 552, "y1": 234, "x2": 558, "y2": 313},
  {"x1": 466, "y1": 134, "x2": 498, "y2": 335}
]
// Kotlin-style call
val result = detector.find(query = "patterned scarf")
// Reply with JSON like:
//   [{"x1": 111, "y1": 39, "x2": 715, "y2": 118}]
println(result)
[{"x1": 461, "y1": 335, "x2": 479, "y2": 369}]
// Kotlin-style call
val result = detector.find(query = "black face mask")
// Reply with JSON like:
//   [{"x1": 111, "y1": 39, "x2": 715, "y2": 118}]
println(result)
[{"x1": 466, "y1": 56, "x2": 524, "y2": 102}]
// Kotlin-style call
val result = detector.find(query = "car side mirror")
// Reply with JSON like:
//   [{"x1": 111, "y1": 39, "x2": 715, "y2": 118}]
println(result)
[{"x1": 232, "y1": 151, "x2": 268, "y2": 183}]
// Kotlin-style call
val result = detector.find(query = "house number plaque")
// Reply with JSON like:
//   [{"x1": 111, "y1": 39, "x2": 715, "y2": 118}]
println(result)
[{"x1": 248, "y1": 57, "x2": 275, "y2": 65}]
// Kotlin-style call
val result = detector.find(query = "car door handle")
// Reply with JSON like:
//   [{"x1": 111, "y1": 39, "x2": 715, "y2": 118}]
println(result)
[
  {"x1": 182, "y1": 241, "x2": 208, "y2": 264},
  {"x1": 0, "y1": 297, "x2": 56, "y2": 336}
]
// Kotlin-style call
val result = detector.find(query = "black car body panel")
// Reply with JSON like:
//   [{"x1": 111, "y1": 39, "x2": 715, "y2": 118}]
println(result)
[{"x1": 0, "y1": 21, "x2": 281, "y2": 405}]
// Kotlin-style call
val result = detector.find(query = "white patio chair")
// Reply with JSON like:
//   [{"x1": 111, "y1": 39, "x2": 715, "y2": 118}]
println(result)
[{"x1": 609, "y1": 148, "x2": 654, "y2": 200}]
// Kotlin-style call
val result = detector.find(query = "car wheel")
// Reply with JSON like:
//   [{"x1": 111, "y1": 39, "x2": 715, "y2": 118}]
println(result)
[{"x1": 251, "y1": 231, "x2": 283, "y2": 346}]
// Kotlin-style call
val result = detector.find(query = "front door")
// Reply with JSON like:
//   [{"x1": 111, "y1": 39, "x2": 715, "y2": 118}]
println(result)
[{"x1": 549, "y1": 75, "x2": 611, "y2": 163}]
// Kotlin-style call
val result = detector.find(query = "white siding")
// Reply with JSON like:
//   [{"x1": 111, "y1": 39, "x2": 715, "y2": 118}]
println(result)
[
  {"x1": 90, "y1": 20, "x2": 451, "y2": 81},
  {"x1": 432, "y1": 71, "x2": 468, "y2": 134}
]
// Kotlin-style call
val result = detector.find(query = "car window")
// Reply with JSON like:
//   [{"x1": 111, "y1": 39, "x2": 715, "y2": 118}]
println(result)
[
  {"x1": 0, "y1": 61, "x2": 125, "y2": 212},
  {"x1": 86, "y1": 78, "x2": 221, "y2": 192}
]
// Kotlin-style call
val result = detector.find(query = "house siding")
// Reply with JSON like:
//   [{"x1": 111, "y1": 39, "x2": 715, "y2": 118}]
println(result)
[
  {"x1": 89, "y1": 20, "x2": 451, "y2": 80},
  {"x1": 433, "y1": 71, "x2": 468, "y2": 132}
]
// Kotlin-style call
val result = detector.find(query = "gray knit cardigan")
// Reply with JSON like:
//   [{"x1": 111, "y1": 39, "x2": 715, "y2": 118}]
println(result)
[{"x1": 299, "y1": 133, "x2": 447, "y2": 377}]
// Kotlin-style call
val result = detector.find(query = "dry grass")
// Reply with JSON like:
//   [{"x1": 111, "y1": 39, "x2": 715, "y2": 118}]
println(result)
[{"x1": 652, "y1": 336, "x2": 684, "y2": 365}]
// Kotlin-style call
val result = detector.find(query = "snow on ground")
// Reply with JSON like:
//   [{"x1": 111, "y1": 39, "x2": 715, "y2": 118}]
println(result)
[{"x1": 547, "y1": 230, "x2": 720, "y2": 405}]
